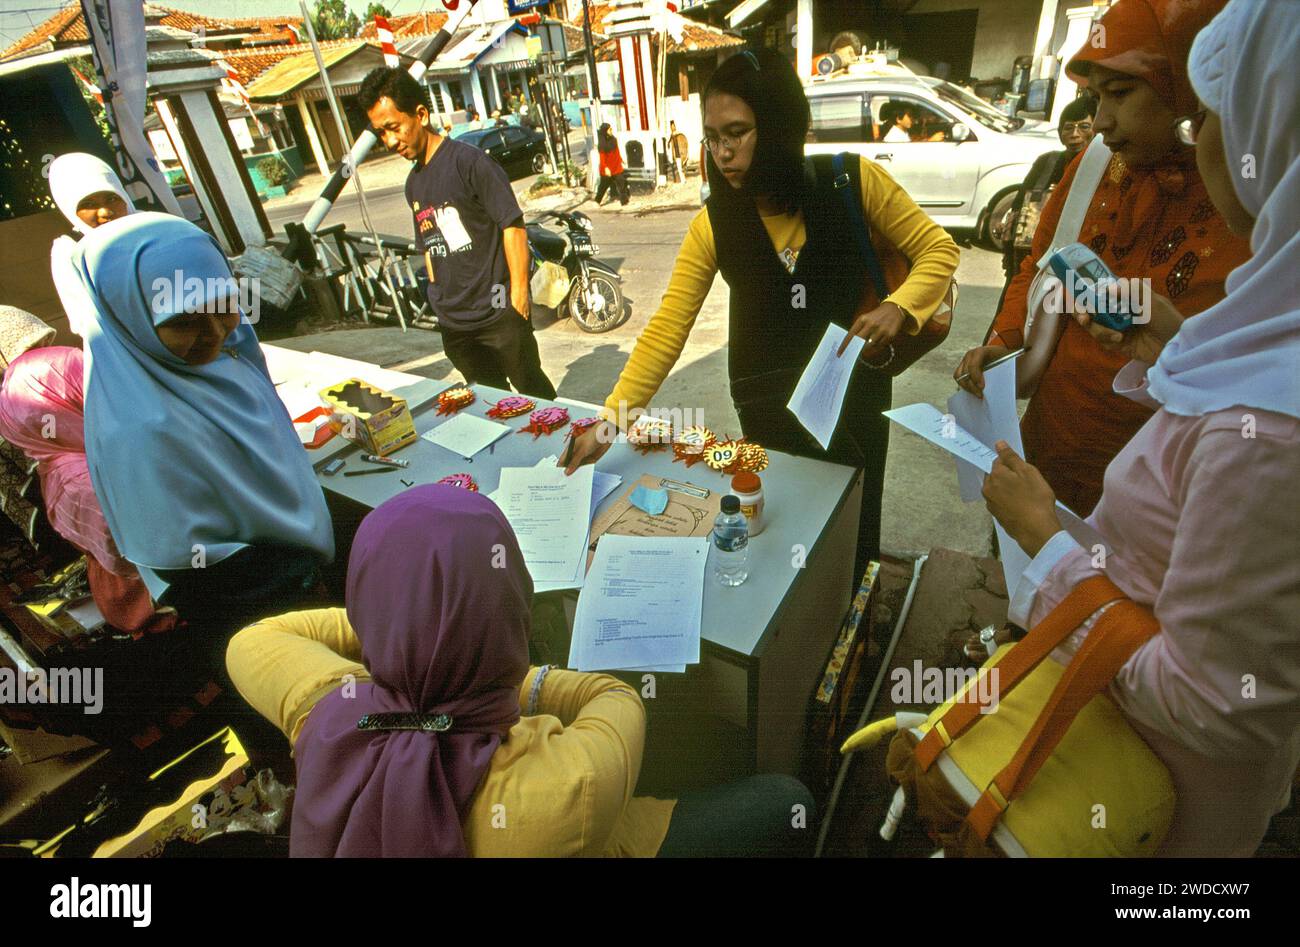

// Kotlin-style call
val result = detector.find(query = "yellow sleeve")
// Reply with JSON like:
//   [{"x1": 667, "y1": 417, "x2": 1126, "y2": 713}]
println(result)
[
  {"x1": 523, "y1": 667, "x2": 647, "y2": 853},
  {"x1": 225, "y1": 608, "x2": 369, "y2": 747},
  {"x1": 601, "y1": 209, "x2": 717, "y2": 426},
  {"x1": 858, "y1": 156, "x2": 961, "y2": 333}
]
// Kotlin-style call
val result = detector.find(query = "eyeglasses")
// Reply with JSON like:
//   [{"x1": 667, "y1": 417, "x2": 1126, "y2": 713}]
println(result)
[
  {"x1": 1060, "y1": 121, "x2": 1093, "y2": 135},
  {"x1": 1174, "y1": 109, "x2": 1208, "y2": 146},
  {"x1": 703, "y1": 126, "x2": 755, "y2": 154}
]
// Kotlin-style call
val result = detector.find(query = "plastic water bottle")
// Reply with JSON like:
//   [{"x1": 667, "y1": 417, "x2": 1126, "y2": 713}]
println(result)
[{"x1": 713, "y1": 495, "x2": 750, "y2": 586}]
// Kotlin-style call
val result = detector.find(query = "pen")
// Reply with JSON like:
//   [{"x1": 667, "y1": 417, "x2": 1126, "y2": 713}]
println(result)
[
  {"x1": 344, "y1": 467, "x2": 398, "y2": 477},
  {"x1": 361, "y1": 453, "x2": 410, "y2": 468},
  {"x1": 955, "y1": 347, "x2": 1025, "y2": 385}
]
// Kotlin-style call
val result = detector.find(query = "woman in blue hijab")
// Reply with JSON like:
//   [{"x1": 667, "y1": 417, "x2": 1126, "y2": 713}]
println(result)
[{"x1": 73, "y1": 212, "x2": 334, "y2": 678}]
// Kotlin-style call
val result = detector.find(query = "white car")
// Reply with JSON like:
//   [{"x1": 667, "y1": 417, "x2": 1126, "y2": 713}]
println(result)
[{"x1": 803, "y1": 74, "x2": 1063, "y2": 248}]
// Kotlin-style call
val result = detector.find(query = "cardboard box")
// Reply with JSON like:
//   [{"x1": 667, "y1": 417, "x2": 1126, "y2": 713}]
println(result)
[{"x1": 320, "y1": 377, "x2": 417, "y2": 457}]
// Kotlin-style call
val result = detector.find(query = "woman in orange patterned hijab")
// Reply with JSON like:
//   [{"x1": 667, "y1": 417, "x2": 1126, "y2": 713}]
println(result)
[{"x1": 955, "y1": 0, "x2": 1250, "y2": 516}]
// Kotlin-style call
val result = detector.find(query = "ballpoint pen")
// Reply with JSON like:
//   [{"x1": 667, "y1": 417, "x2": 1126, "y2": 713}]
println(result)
[{"x1": 344, "y1": 467, "x2": 398, "y2": 477}]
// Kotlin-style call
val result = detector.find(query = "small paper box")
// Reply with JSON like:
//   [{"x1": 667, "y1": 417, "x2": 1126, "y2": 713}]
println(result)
[{"x1": 319, "y1": 377, "x2": 417, "y2": 457}]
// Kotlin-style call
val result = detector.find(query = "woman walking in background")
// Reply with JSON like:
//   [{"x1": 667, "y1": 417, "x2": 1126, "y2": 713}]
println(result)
[{"x1": 595, "y1": 124, "x2": 630, "y2": 207}]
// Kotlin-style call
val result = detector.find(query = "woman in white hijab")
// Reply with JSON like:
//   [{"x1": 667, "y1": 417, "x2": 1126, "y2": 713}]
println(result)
[
  {"x1": 47, "y1": 153, "x2": 136, "y2": 339},
  {"x1": 981, "y1": 0, "x2": 1300, "y2": 857}
]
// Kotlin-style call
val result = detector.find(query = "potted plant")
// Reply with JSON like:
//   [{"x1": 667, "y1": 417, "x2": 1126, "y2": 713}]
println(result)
[{"x1": 256, "y1": 155, "x2": 292, "y2": 198}]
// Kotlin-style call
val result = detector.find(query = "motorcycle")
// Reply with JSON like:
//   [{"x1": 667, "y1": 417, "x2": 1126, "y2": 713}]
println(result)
[{"x1": 526, "y1": 210, "x2": 628, "y2": 333}]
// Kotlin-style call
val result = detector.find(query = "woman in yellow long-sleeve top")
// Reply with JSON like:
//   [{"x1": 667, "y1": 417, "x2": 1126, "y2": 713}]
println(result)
[
  {"x1": 226, "y1": 484, "x2": 812, "y2": 857},
  {"x1": 564, "y1": 48, "x2": 959, "y2": 577}
]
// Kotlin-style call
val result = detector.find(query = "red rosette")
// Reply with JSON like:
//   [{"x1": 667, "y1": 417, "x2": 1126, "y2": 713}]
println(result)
[
  {"x1": 567, "y1": 416, "x2": 602, "y2": 440},
  {"x1": 436, "y1": 386, "x2": 476, "y2": 416},
  {"x1": 486, "y1": 396, "x2": 536, "y2": 419},
  {"x1": 437, "y1": 473, "x2": 478, "y2": 492},
  {"x1": 518, "y1": 406, "x2": 570, "y2": 438}
]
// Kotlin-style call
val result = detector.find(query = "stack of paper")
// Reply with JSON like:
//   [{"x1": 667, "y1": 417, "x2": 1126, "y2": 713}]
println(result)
[
  {"x1": 488, "y1": 457, "x2": 621, "y2": 592},
  {"x1": 568, "y1": 535, "x2": 709, "y2": 673}
]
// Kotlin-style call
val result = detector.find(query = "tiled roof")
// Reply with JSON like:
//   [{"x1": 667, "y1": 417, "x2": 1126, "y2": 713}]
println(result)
[
  {"x1": 2, "y1": 2, "x2": 296, "y2": 61},
  {"x1": 357, "y1": 11, "x2": 450, "y2": 40},
  {"x1": 221, "y1": 37, "x2": 376, "y2": 88},
  {"x1": 594, "y1": 18, "x2": 744, "y2": 61}
]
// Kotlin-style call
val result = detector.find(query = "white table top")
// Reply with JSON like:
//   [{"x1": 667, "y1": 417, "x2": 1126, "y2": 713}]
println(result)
[{"x1": 314, "y1": 382, "x2": 858, "y2": 659}]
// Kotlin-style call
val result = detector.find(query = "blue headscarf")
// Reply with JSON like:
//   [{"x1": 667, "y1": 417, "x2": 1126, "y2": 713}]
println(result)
[{"x1": 75, "y1": 212, "x2": 333, "y2": 590}]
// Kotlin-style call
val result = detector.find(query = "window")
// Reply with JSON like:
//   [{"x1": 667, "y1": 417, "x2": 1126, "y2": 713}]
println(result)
[
  {"x1": 478, "y1": 131, "x2": 504, "y2": 151},
  {"x1": 503, "y1": 126, "x2": 529, "y2": 146},
  {"x1": 808, "y1": 94, "x2": 868, "y2": 144},
  {"x1": 870, "y1": 95, "x2": 955, "y2": 143}
]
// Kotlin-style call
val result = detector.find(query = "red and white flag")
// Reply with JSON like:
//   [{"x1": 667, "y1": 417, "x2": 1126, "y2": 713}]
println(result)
[
  {"x1": 374, "y1": 15, "x2": 400, "y2": 68},
  {"x1": 70, "y1": 64, "x2": 102, "y2": 103},
  {"x1": 214, "y1": 57, "x2": 252, "y2": 106}
]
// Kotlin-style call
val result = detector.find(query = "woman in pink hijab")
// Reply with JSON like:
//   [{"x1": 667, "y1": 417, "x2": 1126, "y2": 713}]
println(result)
[{"x1": 0, "y1": 343, "x2": 173, "y2": 635}]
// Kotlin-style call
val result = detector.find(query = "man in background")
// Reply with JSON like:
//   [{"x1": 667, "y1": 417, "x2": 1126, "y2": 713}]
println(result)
[{"x1": 359, "y1": 67, "x2": 556, "y2": 399}]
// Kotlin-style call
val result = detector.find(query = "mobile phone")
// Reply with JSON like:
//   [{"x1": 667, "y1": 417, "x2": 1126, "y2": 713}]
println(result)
[
  {"x1": 1046, "y1": 242, "x2": 1133, "y2": 332},
  {"x1": 322, "y1": 458, "x2": 346, "y2": 476}
]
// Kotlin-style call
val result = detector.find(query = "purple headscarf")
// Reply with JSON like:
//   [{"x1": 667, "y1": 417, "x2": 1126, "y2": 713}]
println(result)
[{"x1": 289, "y1": 485, "x2": 532, "y2": 857}]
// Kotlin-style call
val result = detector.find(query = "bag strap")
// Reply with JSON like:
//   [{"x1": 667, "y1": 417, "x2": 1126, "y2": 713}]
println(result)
[
  {"x1": 966, "y1": 595, "x2": 1160, "y2": 840},
  {"x1": 1043, "y1": 136, "x2": 1111, "y2": 254},
  {"x1": 914, "y1": 574, "x2": 1123, "y2": 772},
  {"x1": 831, "y1": 152, "x2": 889, "y2": 301}
]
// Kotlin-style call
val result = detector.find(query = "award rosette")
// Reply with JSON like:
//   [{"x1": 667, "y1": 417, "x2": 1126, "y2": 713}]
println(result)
[
  {"x1": 436, "y1": 473, "x2": 478, "y2": 492},
  {"x1": 487, "y1": 396, "x2": 536, "y2": 419},
  {"x1": 734, "y1": 441, "x2": 770, "y2": 473},
  {"x1": 436, "y1": 386, "x2": 476, "y2": 416},
  {"x1": 627, "y1": 415, "x2": 674, "y2": 453},
  {"x1": 703, "y1": 440, "x2": 742, "y2": 473},
  {"x1": 519, "y1": 406, "x2": 570, "y2": 438},
  {"x1": 672, "y1": 425, "x2": 716, "y2": 467},
  {"x1": 567, "y1": 416, "x2": 602, "y2": 440}
]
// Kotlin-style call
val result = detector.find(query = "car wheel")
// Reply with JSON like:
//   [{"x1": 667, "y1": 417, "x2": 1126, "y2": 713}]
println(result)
[
  {"x1": 983, "y1": 189, "x2": 1018, "y2": 253},
  {"x1": 532, "y1": 153, "x2": 547, "y2": 174}
]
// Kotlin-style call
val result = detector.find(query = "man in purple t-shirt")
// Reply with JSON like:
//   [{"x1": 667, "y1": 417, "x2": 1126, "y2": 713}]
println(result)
[{"x1": 359, "y1": 68, "x2": 555, "y2": 399}]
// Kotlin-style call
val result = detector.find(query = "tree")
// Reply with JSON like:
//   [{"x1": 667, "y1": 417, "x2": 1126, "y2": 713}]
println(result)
[
  {"x1": 313, "y1": 0, "x2": 362, "y2": 40},
  {"x1": 364, "y1": 3, "x2": 393, "y2": 20}
]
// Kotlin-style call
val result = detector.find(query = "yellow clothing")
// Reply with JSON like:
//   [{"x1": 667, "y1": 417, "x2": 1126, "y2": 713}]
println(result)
[
  {"x1": 602, "y1": 156, "x2": 960, "y2": 425},
  {"x1": 226, "y1": 609, "x2": 676, "y2": 857}
]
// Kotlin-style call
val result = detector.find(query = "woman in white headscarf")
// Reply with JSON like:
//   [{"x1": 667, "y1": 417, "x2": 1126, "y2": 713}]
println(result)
[
  {"x1": 47, "y1": 153, "x2": 136, "y2": 339},
  {"x1": 980, "y1": 0, "x2": 1300, "y2": 857}
]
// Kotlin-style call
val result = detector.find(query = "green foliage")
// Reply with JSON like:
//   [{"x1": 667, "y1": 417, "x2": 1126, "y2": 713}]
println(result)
[
  {"x1": 257, "y1": 155, "x2": 293, "y2": 186},
  {"x1": 312, "y1": 0, "x2": 362, "y2": 40},
  {"x1": 67, "y1": 56, "x2": 112, "y2": 147},
  {"x1": 364, "y1": 3, "x2": 393, "y2": 20}
]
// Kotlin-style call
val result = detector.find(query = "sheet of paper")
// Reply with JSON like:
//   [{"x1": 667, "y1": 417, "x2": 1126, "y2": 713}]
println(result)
[
  {"x1": 947, "y1": 351, "x2": 1024, "y2": 503},
  {"x1": 306, "y1": 350, "x2": 423, "y2": 393},
  {"x1": 276, "y1": 382, "x2": 326, "y2": 422},
  {"x1": 884, "y1": 403, "x2": 1000, "y2": 473},
  {"x1": 568, "y1": 535, "x2": 708, "y2": 672},
  {"x1": 787, "y1": 323, "x2": 865, "y2": 450},
  {"x1": 489, "y1": 458, "x2": 620, "y2": 525},
  {"x1": 65, "y1": 599, "x2": 105, "y2": 632},
  {"x1": 497, "y1": 463, "x2": 594, "y2": 583},
  {"x1": 422, "y1": 413, "x2": 510, "y2": 459}
]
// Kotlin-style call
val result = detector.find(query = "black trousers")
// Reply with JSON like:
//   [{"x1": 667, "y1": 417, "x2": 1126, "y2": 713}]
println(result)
[
  {"x1": 440, "y1": 308, "x2": 557, "y2": 399},
  {"x1": 595, "y1": 171, "x2": 629, "y2": 206},
  {"x1": 735, "y1": 368, "x2": 891, "y2": 588},
  {"x1": 656, "y1": 774, "x2": 816, "y2": 857}
]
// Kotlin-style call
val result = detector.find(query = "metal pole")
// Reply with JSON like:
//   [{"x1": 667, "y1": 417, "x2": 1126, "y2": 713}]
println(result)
[{"x1": 297, "y1": 0, "x2": 407, "y2": 330}]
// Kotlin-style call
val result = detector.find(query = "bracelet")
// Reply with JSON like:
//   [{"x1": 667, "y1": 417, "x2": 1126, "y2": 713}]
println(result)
[
  {"x1": 526, "y1": 664, "x2": 553, "y2": 716},
  {"x1": 865, "y1": 342, "x2": 895, "y2": 369}
]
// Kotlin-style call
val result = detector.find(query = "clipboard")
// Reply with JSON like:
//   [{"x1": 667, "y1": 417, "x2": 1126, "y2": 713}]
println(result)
[{"x1": 586, "y1": 474, "x2": 719, "y2": 565}]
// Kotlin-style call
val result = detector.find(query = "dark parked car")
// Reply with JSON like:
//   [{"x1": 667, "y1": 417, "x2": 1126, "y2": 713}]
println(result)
[{"x1": 459, "y1": 125, "x2": 548, "y2": 178}]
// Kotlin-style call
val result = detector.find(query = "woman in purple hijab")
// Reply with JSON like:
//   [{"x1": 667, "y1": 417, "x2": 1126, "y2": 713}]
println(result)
[
  {"x1": 230, "y1": 483, "x2": 815, "y2": 857},
  {"x1": 289, "y1": 484, "x2": 531, "y2": 857}
]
